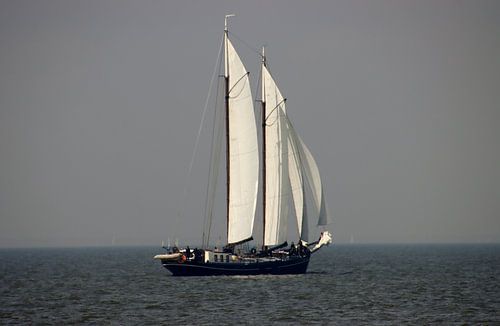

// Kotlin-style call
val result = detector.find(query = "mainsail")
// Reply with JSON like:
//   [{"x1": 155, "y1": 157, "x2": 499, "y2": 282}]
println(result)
[{"x1": 225, "y1": 36, "x2": 259, "y2": 244}]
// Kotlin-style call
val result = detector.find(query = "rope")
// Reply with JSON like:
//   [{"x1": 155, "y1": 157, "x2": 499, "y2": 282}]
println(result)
[
  {"x1": 177, "y1": 36, "x2": 224, "y2": 243},
  {"x1": 228, "y1": 31, "x2": 263, "y2": 57},
  {"x1": 203, "y1": 56, "x2": 224, "y2": 249}
]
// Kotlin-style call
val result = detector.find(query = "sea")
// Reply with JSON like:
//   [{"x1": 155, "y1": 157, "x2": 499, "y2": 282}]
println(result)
[{"x1": 1, "y1": 244, "x2": 499, "y2": 325}]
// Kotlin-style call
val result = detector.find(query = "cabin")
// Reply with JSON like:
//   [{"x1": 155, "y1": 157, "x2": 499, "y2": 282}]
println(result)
[{"x1": 204, "y1": 250, "x2": 237, "y2": 263}]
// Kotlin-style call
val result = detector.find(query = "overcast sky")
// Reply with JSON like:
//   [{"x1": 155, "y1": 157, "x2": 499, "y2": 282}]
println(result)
[{"x1": 1, "y1": 0, "x2": 499, "y2": 247}]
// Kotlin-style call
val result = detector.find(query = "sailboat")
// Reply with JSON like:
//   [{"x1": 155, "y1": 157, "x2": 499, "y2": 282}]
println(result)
[{"x1": 154, "y1": 16, "x2": 332, "y2": 276}]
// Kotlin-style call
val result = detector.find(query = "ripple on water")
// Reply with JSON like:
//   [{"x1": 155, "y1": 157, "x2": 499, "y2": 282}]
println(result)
[{"x1": 1, "y1": 245, "x2": 499, "y2": 324}]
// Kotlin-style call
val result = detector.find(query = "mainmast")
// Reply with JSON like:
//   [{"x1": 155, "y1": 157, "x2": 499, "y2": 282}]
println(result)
[
  {"x1": 261, "y1": 46, "x2": 267, "y2": 249},
  {"x1": 222, "y1": 15, "x2": 259, "y2": 247},
  {"x1": 224, "y1": 14, "x2": 233, "y2": 242}
]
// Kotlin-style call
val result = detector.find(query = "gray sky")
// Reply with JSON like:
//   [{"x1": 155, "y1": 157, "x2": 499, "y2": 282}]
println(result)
[{"x1": 1, "y1": 0, "x2": 499, "y2": 247}]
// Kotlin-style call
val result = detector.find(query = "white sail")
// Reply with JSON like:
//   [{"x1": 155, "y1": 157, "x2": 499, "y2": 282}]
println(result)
[
  {"x1": 262, "y1": 62, "x2": 330, "y2": 244},
  {"x1": 262, "y1": 65, "x2": 291, "y2": 246},
  {"x1": 287, "y1": 127, "x2": 307, "y2": 239},
  {"x1": 284, "y1": 111, "x2": 331, "y2": 238},
  {"x1": 225, "y1": 37, "x2": 259, "y2": 244},
  {"x1": 296, "y1": 133, "x2": 331, "y2": 226}
]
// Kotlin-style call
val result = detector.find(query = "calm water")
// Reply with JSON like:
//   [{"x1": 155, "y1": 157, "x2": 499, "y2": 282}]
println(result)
[{"x1": 1, "y1": 245, "x2": 499, "y2": 325}]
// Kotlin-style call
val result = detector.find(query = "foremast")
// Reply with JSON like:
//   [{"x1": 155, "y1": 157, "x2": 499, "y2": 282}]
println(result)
[{"x1": 261, "y1": 46, "x2": 267, "y2": 249}]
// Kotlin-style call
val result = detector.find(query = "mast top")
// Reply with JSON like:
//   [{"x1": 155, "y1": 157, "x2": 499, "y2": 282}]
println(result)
[{"x1": 225, "y1": 14, "x2": 235, "y2": 32}]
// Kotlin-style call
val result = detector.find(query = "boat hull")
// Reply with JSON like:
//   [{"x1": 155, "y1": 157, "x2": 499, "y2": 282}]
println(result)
[{"x1": 160, "y1": 256, "x2": 310, "y2": 276}]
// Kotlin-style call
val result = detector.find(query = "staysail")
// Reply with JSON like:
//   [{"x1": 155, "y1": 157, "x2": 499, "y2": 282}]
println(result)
[
  {"x1": 297, "y1": 135, "x2": 330, "y2": 227},
  {"x1": 287, "y1": 121, "x2": 331, "y2": 231},
  {"x1": 286, "y1": 124, "x2": 307, "y2": 239},
  {"x1": 225, "y1": 36, "x2": 259, "y2": 244}
]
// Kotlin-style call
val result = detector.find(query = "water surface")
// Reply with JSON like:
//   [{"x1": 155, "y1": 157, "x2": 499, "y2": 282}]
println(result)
[{"x1": 1, "y1": 245, "x2": 499, "y2": 324}]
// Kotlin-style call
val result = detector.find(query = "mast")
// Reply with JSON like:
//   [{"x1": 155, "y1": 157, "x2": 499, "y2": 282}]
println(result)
[
  {"x1": 223, "y1": 14, "x2": 259, "y2": 246},
  {"x1": 261, "y1": 56, "x2": 291, "y2": 246},
  {"x1": 224, "y1": 15, "x2": 233, "y2": 242},
  {"x1": 261, "y1": 46, "x2": 267, "y2": 249}
]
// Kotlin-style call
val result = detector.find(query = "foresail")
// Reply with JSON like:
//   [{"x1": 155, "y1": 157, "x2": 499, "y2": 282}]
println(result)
[
  {"x1": 226, "y1": 38, "x2": 259, "y2": 244},
  {"x1": 262, "y1": 65, "x2": 291, "y2": 246}
]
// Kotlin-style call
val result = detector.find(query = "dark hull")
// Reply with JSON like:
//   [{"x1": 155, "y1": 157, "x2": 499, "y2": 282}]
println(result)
[{"x1": 160, "y1": 256, "x2": 310, "y2": 276}]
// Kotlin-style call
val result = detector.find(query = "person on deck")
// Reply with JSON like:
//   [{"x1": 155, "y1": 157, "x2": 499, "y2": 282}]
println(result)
[{"x1": 290, "y1": 242, "x2": 296, "y2": 256}]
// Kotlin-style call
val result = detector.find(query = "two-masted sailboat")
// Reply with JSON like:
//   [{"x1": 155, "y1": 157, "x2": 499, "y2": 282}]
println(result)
[{"x1": 154, "y1": 16, "x2": 332, "y2": 276}]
